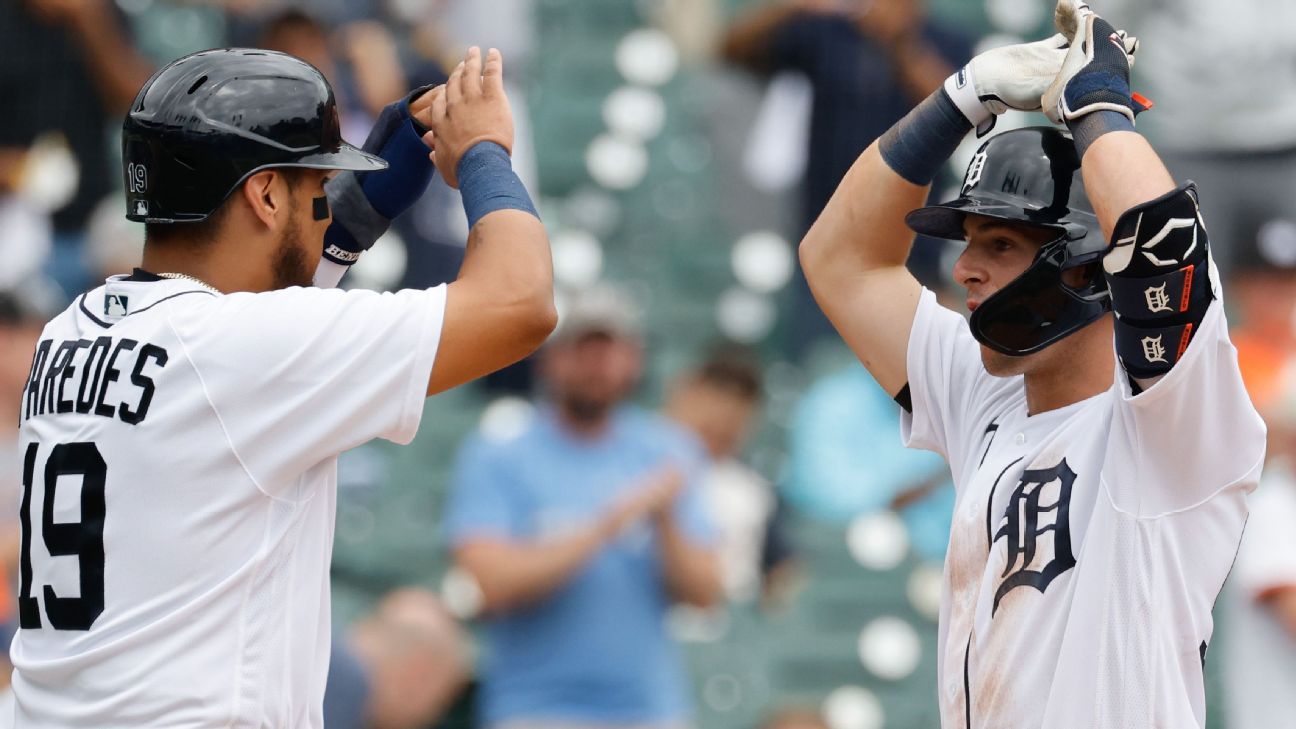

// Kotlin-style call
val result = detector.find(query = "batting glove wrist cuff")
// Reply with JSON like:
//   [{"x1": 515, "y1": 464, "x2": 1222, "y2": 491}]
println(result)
[{"x1": 944, "y1": 66, "x2": 995, "y2": 137}]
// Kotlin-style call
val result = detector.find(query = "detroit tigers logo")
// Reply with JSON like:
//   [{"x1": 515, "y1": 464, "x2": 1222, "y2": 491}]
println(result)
[
  {"x1": 962, "y1": 151, "x2": 988, "y2": 196},
  {"x1": 1141, "y1": 335, "x2": 1168, "y2": 364},
  {"x1": 1143, "y1": 282, "x2": 1172, "y2": 314},
  {"x1": 992, "y1": 459, "x2": 1077, "y2": 614}
]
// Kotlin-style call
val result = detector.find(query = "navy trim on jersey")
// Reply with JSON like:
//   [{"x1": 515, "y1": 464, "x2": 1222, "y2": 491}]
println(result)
[
  {"x1": 978, "y1": 418, "x2": 1000, "y2": 467},
  {"x1": 77, "y1": 290, "x2": 217, "y2": 329},
  {"x1": 125, "y1": 268, "x2": 165, "y2": 282},
  {"x1": 77, "y1": 295, "x2": 111, "y2": 328},
  {"x1": 129, "y1": 290, "x2": 217, "y2": 315},
  {"x1": 963, "y1": 634, "x2": 973, "y2": 729},
  {"x1": 894, "y1": 383, "x2": 913, "y2": 413}
]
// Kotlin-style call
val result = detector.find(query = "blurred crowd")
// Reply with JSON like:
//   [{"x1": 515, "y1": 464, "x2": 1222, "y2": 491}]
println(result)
[{"x1": 1, "y1": 0, "x2": 1294, "y2": 728}]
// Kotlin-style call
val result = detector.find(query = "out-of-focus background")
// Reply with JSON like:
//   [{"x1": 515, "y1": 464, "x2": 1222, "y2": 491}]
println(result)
[{"x1": 2, "y1": 0, "x2": 1295, "y2": 727}]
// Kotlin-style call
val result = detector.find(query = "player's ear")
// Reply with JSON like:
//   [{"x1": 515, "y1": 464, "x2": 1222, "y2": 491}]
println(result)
[{"x1": 240, "y1": 170, "x2": 284, "y2": 230}]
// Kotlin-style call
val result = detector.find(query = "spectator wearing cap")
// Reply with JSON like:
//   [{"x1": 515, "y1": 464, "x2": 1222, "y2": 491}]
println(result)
[{"x1": 444, "y1": 284, "x2": 722, "y2": 729}]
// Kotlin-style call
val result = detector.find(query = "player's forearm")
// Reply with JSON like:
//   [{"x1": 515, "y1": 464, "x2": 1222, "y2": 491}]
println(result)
[
  {"x1": 456, "y1": 209, "x2": 556, "y2": 354},
  {"x1": 1075, "y1": 130, "x2": 1176, "y2": 241},
  {"x1": 799, "y1": 143, "x2": 926, "y2": 284},
  {"x1": 801, "y1": 81, "x2": 971, "y2": 288},
  {"x1": 455, "y1": 526, "x2": 607, "y2": 613},
  {"x1": 655, "y1": 514, "x2": 723, "y2": 609}
]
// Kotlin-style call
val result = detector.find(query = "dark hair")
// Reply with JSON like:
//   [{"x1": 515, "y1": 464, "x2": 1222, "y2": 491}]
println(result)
[
  {"x1": 143, "y1": 167, "x2": 308, "y2": 248},
  {"x1": 692, "y1": 348, "x2": 763, "y2": 402}
]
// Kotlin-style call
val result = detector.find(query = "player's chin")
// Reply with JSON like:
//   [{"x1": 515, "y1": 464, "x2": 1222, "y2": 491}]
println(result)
[{"x1": 981, "y1": 345, "x2": 1029, "y2": 378}]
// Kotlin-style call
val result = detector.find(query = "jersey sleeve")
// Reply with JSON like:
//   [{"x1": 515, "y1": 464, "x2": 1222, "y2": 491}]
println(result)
[
  {"x1": 174, "y1": 285, "x2": 447, "y2": 494},
  {"x1": 1103, "y1": 298, "x2": 1267, "y2": 516},
  {"x1": 901, "y1": 288, "x2": 1015, "y2": 476}
]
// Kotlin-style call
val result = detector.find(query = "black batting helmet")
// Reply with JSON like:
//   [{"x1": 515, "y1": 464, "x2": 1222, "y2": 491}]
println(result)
[
  {"x1": 906, "y1": 127, "x2": 1110, "y2": 356},
  {"x1": 122, "y1": 48, "x2": 386, "y2": 224}
]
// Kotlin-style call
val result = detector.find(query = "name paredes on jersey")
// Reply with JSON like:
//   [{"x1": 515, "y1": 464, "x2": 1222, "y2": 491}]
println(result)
[{"x1": 22, "y1": 336, "x2": 168, "y2": 425}]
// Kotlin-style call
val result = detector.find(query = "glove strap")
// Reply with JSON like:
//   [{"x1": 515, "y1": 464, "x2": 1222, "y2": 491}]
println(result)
[{"x1": 943, "y1": 66, "x2": 995, "y2": 137}]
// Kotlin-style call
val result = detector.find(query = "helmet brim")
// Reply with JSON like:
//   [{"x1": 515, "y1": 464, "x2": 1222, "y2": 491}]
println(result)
[
  {"x1": 292, "y1": 142, "x2": 389, "y2": 172},
  {"x1": 905, "y1": 197, "x2": 1067, "y2": 242}
]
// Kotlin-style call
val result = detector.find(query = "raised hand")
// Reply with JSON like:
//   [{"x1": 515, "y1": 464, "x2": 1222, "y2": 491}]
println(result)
[
  {"x1": 424, "y1": 47, "x2": 515, "y2": 189},
  {"x1": 1042, "y1": 0, "x2": 1147, "y2": 124},
  {"x1": 944, "y1": 0, "x2": 1136, "y2": 135}
]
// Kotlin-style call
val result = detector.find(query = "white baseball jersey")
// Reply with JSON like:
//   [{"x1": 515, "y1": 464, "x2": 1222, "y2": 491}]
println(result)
[
  {"x1": 901, "y1": 287, "x2": 1265, "y2": 728},
  {"x1": 11, "y1": 273, "x2": 447, "y2": 728}
]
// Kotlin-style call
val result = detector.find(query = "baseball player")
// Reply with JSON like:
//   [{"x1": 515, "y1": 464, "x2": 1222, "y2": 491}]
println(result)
[
  {"x1": 11, "y1": 46, "x2": 554, "y2": 727},
  {"x1": 800, "y1": 1, "x2": 1265, "y2": 726}
]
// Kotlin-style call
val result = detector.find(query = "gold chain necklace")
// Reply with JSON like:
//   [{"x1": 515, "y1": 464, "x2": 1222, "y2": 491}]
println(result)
[{"x1": 157, "y1": 272, "x2": 221, "y2": 294}]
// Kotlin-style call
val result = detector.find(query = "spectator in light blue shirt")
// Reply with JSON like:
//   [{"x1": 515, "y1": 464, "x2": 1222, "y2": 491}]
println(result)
[
  {"x1": 444, "y1": 284, "x2": 722, "y2": 729},
  {"x1": 785, "y1": 362, "x2": 954, "y2": 561}
]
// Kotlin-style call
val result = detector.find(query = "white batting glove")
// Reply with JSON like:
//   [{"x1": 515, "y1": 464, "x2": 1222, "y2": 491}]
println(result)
[
  {"x1": 945, "y1": 5, "x2": 1137, "y2": 136},
  {"x1": 1043, "y1": 0, "x2": 1147, "y2": 124}
]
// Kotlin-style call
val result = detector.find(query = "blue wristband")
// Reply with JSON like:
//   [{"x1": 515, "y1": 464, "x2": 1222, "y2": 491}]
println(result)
[
  {"x1": 878, "y1": 88, "x2": 971, "y2": 186},
  {"x1": 1067, "y1": 110, "x2": 1135, "y2": 160},
  {"x1": 457, "y1": 142, "x2": 539, "y2": 229}
]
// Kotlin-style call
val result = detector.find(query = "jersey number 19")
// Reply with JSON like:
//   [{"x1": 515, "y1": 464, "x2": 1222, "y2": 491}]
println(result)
[{"x1": 19, "y1": 442, "x2": 106, "y2": 631}]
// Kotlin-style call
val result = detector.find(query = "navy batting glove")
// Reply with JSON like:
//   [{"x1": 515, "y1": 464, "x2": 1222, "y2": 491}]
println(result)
[
  {"x1": 323, "y1": 85, "x2": 437, "y2": 267},
  {"x1": 1043, "y1": 2, "x2": 1148, "y2": 124}
]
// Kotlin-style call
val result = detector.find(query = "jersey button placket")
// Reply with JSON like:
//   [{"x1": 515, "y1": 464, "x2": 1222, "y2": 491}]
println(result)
[{"x1": 1014, "y1": 432, "x2": 1027, "y2": 446}]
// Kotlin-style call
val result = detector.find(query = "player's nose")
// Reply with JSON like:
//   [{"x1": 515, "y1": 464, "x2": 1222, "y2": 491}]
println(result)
[{"x1": 952, "y1": 247, "x2": 986, "y2": 291}]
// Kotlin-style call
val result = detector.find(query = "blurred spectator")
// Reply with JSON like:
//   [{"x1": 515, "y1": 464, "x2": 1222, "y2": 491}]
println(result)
[
  {"x1": 324, "y1": 588, "x2": 470, "y2": 729},
  {"x1": 445, "y1": 284, "x2": 721, "y2": 729},
  {"x1": 83, "y1": 195, "x2": 145, "y2": 282},
  {"x1": 1221, "y1": 402, "x2": 1296, "y2": 728},
  {"x1": 784, "y1": 362, "x2": 953, "y2": 562},
  {"x1": 758, "y1": 708, "x2": 830, "y2": 729},
  {"x1": 722, "y1": 0, "x2": 973, "y2": 355},
  {"x1": 1102, "y1": 0, "x2": 1296, "y2": 276},
  {"x1": 0, "y1": 145, "x2": 52, "y2": 296},
  {"x1": 663, "y1": 350, "x2": 796, "y2": 604},
  {"x1": 0, "y1": 291, "x2": 51, "y2": 688},
  {"x1": 0, "y1": 0, "x2": 152, "y2": 296},
  {"x1": 1230, "y1": 265, "x2": 1296, "y2": 414},
  {"x1": 1218, "y1": 263, "x2": 1296, "y2": 728}
]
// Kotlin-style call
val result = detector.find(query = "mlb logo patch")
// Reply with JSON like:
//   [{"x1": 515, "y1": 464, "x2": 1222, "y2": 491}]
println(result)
[
  {"x1": 105, "y1": 294, "x2": 130, "y2": 318},
  {"x1": 134, "y1": 200, "x2": 149, "y2": 217}
]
